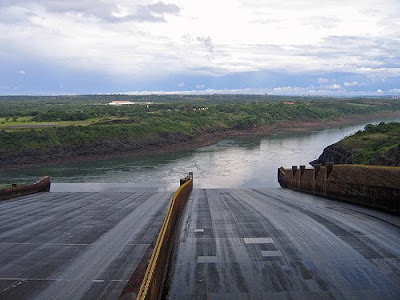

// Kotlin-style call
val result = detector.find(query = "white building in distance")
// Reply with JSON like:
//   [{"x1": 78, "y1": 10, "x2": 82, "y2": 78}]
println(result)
[
  {"x1": 108, "y1": 101, "x2": 153, "y2": 105},
  {"x1": 109, "y1": 101, "x2": 134, "y2": 105}
]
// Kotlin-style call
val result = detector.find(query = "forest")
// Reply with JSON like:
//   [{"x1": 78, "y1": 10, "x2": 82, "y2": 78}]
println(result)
[{"x1": 1, "y1": 95, "x2": 399, "y2": 166}]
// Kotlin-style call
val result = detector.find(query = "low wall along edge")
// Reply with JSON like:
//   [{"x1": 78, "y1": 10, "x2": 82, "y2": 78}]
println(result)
[
  {"x1": 0, "y1": 176, "x2": 51, "y2": 201},
  {"x1": 278, "y1": 164, "x2": 400, "y2": 215},
  {"x1": 136, "y1": 172, "x2": 193, "y2": 300}
]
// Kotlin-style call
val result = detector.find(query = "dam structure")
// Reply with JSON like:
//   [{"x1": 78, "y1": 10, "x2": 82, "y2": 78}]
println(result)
[
  {"x1": 0, "y1": 189, "x2": 173, "y2": 299},
  {"x1": 165, "y1": 188, "x2": 400, "y2": 299},
  {"x1": 0, "y1": 177, "x2": 399, "y2": 298}
]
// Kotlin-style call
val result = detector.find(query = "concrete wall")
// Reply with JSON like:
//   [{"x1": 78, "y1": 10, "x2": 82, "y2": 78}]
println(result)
[
  {"x1": 136, "y1": 173, "x2": 193, "y2": 300},
  {"x1": 0, "y1": 176, "x2": 51, "y2": 200},
  {"x1": 278, "y1": 165, "x2": 400, "y2": 215}
]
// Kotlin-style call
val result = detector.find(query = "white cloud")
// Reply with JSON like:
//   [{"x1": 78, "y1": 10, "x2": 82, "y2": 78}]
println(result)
[
  {"x1": 0, "y1": 0, "x2": 399, "y2": 92},
  {"x1": 0, "y1": 1, "x2": 180, "y2": 23},
  {"x1": 177, "y1": 82, "x2": 185, "y2": 87},
  {"x1": 318, "y1": 78, "x2": 330, "y2": 84},
  {"x1": 195, "y1": 84, "x2": 205, "y2": 89},
  {"x1": 196, "y1": 36, "x2": 214, "y2": 60},
  {"x1": 18, "y1": 70, "x2": 25, "y2": 74},
  {"x1": 344, "y1": 81, "x2": 362, "y2": 87},
  {"x1": 325, "y1": 84, "x2": 341, "y2": 90},
  {"x1": 123, "y1": 86, "x2": 393, "y2": 96}
]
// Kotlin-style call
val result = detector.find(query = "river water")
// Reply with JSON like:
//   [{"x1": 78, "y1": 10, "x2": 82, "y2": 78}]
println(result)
[{"x1": 1, "y1": 118, "x2": 399, "y2": 191}]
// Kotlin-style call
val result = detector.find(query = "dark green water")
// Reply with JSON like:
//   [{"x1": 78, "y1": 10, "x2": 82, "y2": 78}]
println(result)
[{"x1": 1, "y1": 118, "x2": 399, "y2": 191}]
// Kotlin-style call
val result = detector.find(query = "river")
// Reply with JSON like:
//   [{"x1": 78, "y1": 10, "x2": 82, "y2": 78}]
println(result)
[{"x1": 1, "y1": 118, "x2": 399, "y2": 191}]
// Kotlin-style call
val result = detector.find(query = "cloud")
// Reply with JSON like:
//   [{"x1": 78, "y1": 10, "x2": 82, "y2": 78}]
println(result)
[
  {"x1": 0, "y1": 1, "x2": 180, "y2": 23},
  {"x1": 250, "y1": 18, "x2": 282, "y2": 25},
  {"x1": 306, "y1": 16, "x2": 340, "y2": 29},
  {"x1": 344, "y1": 81, "x2": 363, "y2": 87},
  {"x1": 148, "y1": 2, "x2": 179, "y2": 15},
  {"x1": 196, "y1": 36, "x2": 214, "y2": 59},
  {"x1": 318, "y1": 78, "x2": 330, "y2": 84},
  {"x1": 195, "y1": 84, "x2": 205, "y2": 89},
  {"x1": 116, "y1": 2, "x2": 180, "y2": 23},
  {"x1": 0, "y1": 0, "x2": 399, "y2": 95},
  {"x1": 1, "y1": 0, "x2": 398, "y2": 76},
  {"x1": 270, "y1": 86, "x2": 344, "y2": 95},
  {"x1": 324, "y1": 83, "x2": 341, "y2": 90},
  {"x1": 122, "y1": 86, "x2": 396, "y2": 97},
  {"x1": 18, "y1": 70, "x2": 25, "y2": 74},
  {"x1": 177, "y1": 82, "x2": 185, "y2": 87}
]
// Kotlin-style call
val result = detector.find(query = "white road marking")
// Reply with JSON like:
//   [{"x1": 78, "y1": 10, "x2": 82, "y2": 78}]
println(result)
[
  {"x1": 243, "y1": 237, "x2": 274, "y2": 244},
  {"x1": 261, "y1": 250, "x2": 282, "y2": 257},
  {"x1": 194, "y1": 229, "x2": 204, "y2": 233},
  {"x1": 197, "y1": 256, "x2": 218, "y2": 263}
]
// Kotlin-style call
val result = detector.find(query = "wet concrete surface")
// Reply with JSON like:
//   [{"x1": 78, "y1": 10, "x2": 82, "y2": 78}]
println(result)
[
  {"x1": 0, "y1": 190, "x2": 172, "y2": 299},
  {"x1": 166, "y1": 188, "x2": 400, "y2": 299}
]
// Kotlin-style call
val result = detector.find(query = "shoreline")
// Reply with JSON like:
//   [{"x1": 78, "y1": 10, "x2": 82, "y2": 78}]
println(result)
[{"x1": 2, "y1": 111, "x2": 400, "y2": 170}]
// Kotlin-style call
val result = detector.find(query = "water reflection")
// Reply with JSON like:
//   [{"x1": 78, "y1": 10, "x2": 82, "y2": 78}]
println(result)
[{"x1": 1, "y1": 118, "x2": 399, "y2": 190}]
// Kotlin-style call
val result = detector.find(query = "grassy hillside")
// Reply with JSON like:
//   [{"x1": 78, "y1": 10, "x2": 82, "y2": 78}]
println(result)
[{"x1": 339, "y1": 122, "x2": 400, "y2": 165}]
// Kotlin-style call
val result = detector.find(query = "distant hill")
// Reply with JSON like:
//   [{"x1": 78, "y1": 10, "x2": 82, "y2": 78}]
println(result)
[
  {"x1": 311, "y1": 122, "x2": 400, "y2": 166},
  {"x1": 1, "y1": 96, "x2": 400, "y2": 169}
]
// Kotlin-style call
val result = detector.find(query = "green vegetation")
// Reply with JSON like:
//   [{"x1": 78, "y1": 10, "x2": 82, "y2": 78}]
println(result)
[
  {"x1": 339, "y1": 122, "x2": 400, "y2": 164},
  {"x1": 0, "y1": 117, "x2": 102, "y2": 129},
  {"x1": 0, "y1": 95, "x2": 399, "y2": 163}
]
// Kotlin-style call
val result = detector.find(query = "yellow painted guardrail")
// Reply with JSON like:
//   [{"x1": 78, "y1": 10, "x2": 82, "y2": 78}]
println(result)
[{"x1": 137, "y1": 174, "x2": 193, "y2": 300}]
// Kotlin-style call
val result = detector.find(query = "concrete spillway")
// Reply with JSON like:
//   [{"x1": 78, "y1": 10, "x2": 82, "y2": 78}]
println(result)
[
  {"x1": 1, "y1": 188, "x2": 399, "y2": 299},
  {"x1": 166, "y1": 188, "x2": 400, "y2": 299},
  {"x1": 0, "y1": 190, "x2": 172, "y2": 299}
]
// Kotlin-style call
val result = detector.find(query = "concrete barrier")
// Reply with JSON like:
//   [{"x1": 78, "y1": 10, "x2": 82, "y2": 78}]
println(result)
[
  {"x1": 0, "y1": 176, "x2": 51, "y2": 201},
  {"x1": 278, "y1": 165, "x2": 400, "y2": 215},
  {"x1": 136, "y1": 173, "x2": 193, "y2": 300}
]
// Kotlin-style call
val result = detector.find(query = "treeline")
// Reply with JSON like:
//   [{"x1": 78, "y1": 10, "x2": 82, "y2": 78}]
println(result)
[
  {"x1": 1, "y1": 97, "x2": 400, "y2": 153},
  {"x1": 1, "y1": 94, "x2": 397, "y2": 118},
  {"x1": 32, "y1": 111, "x2": 96, "y2": 122}
]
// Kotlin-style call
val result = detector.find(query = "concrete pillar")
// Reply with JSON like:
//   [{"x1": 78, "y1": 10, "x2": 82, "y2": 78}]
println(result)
[
  {"x1": 314, "y1": 164, "x2": 321, "y2": 178},
  {"x1": 312, "y1": 164, "x2": 319, "y2": 194},
  {"x1": 292, "y1": 166, "x2": 297, "y2": 177},
  {"x1": 327, "y1": 162, "x2": 334, "y2": 177},
  {"x1": 299, "y1": 165, "x2": 306, "y2": 190},
  {"x1": 323, "y1": 166, "x2": 328, "y2": 196},
  {"x1": 300, "y1": 165, "x2": 306, "y2": 177},
  {"x1": 291, "y1": 166, "x2": 298, "y2": 189}
]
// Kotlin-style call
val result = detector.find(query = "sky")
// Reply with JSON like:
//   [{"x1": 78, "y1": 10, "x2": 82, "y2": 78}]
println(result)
[{"x1": 0, "y1": 0, "x2": 399, "y2": 96}]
